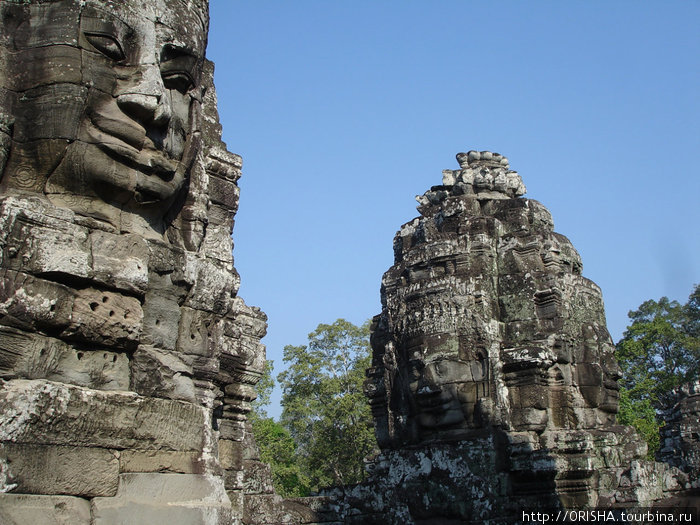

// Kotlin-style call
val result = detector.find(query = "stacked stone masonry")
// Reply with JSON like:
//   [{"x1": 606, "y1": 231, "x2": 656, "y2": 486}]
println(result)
[
  {"x1": 0, "y1": 1, "x2": 697, "y2": 523},
  {"x1": 0, "y1": 1, "x2": 309, "y2": 524},
  {"x1": 658, "y1": 380, "x2": 700, "y2": 483},
  {"x1": 316, "y1": 151, "x2": 698, "y2": 524}
]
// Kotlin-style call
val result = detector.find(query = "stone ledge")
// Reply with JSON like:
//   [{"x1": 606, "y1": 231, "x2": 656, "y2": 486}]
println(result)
[
  {"x1": 91, "y1": 473, "x2": 232, "y2": 525},
  {"x1": 0, "y1": 443, "x2": 118, "y2": 497}
]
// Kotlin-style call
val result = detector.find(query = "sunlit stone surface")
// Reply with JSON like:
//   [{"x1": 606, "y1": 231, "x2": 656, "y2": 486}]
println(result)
[
  {"x1": 1, "y1": 2, "x2": 696, "y2": 522},
  {"x1": 318, "y1": 152, "x2": 697, "y2": 524},
  {"x1": 0, "y1": 2, "x2": 296, "y2": 523}
]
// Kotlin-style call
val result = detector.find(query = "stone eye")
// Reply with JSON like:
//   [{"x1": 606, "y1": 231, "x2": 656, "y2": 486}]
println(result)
[
  {"x1": 162, "y1": 71, "x2": 194, "y2": 94},
  {"x1": 84, "y1": 32, "x2": 125, "y2": 61}
]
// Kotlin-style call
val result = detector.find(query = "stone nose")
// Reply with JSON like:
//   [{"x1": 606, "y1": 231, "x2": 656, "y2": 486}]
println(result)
[
  {"x1": 117, "y1": 94, "x2": 161, "y2": 123},
  {"x1": 116, "y1": 65, "x2": 172, "y2": 129}
]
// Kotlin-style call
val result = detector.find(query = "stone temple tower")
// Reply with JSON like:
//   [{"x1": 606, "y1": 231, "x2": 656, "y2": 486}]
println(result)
[{"x1": 321, "y1": 151, "x2": 695, "y2": 524}]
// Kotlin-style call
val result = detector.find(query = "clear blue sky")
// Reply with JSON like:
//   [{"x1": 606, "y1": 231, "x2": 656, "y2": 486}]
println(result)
[{"x1": 207, "y1": 1, "x2": 699, "y2": 418}]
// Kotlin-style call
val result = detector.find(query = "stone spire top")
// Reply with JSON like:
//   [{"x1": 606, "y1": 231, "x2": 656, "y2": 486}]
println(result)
[
  {"x1": 418, "y1": 150, "x2": 526, "y2": 208},
  {"x1": 456, "y1": 150, "x2": 510, "y2": 169}
]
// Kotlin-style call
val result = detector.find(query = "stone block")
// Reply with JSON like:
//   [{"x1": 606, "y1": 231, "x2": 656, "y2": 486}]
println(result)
[
  {"x1": 224, "y1": 467, "x2": 246, "y2": 491},
  {"x1": 89, "y1": 231, "x2": 149, "y2": 295},
  {"x1": 185, "y1": 257, "x2": 237, "y2": 314},
  {"x1": 0, "y1": 379, "x2": 206, "y2": 451},
  {"x1": 203, "y1": 222, "x2": 235, "y2": 263},
  {"x1": 188, "y1": 354, "x2": 221, "y2": 382},
  {"x1": 242, "y1": 459, "x2": 275, "y2": 495},
  {"x1": 208, "y1": 173, "x2": 240, "y2": 210},
  {"x1": 91, "y1": 473, "x2": 232, "y2": 525},
  {"x1": 10, "y1": 84, "x2": 87, "y2": 142},
  {"x1": 0, "y1": 494, "x2": 90, "y2": 525},
  {"x1": 0, "y1": 269, "x2": 73, "y2": 331},
  {"x1": 207, "y1": 203, "x2": 236, "y2": 228},
  {"x1": 146, "y1": 238, "x2": 184, "y2": 275},
  {"x1": 219, "y1": 439, "x2": 244, "y2": 471},
  {"x1": 62, "y1": 288, "x2": 142, "y2": 350},
  {"x1": 119, "y1": 450, "x2": 204, "y2": 474},
  {"x1": 244, "y1": 494, "x2": 318, "y2": 525},
  {"x1": 510, "y1": 407, "x2": 548, "y2": 431},
  {"x1": 7, "y1": 45, "x2": 82, "y2": 91},
  {"x1": 10, "y1": 2, "x2": 80, "y2": 49},
  {"x1": 218, "y1": 418, "x2": 246, "y2": 441},
  {"x1": 0, "y1": 326, "x2": 129, "y2": 390},
  {"x1": 498, "y1": 292, "x2": 538, "y2": 323},
  {"x1": 131, "y1": 346, "x2": 196, "y2": 402},
  {"x1": 0, "y1": 443, "x2": 118, "y2": 497},
  {"x1": 177, "y1": 307, "x2": 215, "y2": 357},
  {"x1": 140, "y1": 291, "x2": 181, "y2": 350},
  {"x1": 0, "y1": 196, "x2": 90, "y2": 278}
]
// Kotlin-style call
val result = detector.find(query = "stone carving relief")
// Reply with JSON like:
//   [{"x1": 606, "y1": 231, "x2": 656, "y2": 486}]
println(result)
[
  {"x1": 1, "y1": 3, "x2": 696, "y2": 521},
  {"x1": 0, "y1": 2, "x2": 292, "y2": 524},
  {"x1": 367, "y1": 151, "x2": 623, "y2": 448},
  {"x1": 345, "y1": 151, "x2": 694, "y2": 523},
  {"x1": 1, "y1": 0, "x2": 207, "y2": 236}
]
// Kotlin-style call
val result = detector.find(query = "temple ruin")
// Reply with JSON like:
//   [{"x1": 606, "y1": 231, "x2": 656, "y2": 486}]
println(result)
[
  {"x1": 0, "y1": 1, "x2": 293, "y2": 522},
  {"x1": 317, "y1": 151, "x2": 698, "y2": 523},
  {"x1": 0, "y1": 1, "x2": 697, "y2": 524}
]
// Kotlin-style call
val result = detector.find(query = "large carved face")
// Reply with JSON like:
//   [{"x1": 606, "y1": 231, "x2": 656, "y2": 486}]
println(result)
[
  {"x1": 1, "y1": 0, "x2": 207, "y2": 231},
  {"x1": 575, "y1": 324, "x2": 621, "y2": 418},
  {"x1": 403, "y1": 329, "x2": 491, "y2": 441}
]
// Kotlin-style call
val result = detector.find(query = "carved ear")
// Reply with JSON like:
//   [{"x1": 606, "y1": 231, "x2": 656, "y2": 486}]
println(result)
[{"x1": 0, "y1": 114, "x2": 10, "y2": 179}]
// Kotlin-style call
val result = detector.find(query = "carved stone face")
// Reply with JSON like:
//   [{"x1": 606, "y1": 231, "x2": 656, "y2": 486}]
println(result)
[
  {"x1": 403, "y1": 331, "x2": 491, "y2": 441},
  {"x1": 575, "y1": 324, "x2": 621, "y2": 417},
  {"x1": 409, "y1": 357, "x2": 466, "y2": 434},
  {"x1": 1, "y1": 0, "x2": 206, "y2": 231}
]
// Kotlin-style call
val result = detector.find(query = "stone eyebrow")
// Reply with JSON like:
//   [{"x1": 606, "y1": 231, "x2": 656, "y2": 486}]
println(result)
[{"x1": 79, "y1": 8, "x2": 132, "y2": 45}]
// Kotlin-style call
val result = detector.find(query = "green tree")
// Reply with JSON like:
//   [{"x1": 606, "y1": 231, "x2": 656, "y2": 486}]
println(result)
[
  {"x1": 278, "y1": 319, "x2": 375, "y2": 492},
  {"x1": 616, "y1": 389, "x2": 660, "y2": 459},
  {"x1": 615, "y1": 284, "x2": 700, "y2": 457},
  {"x1": 250, "y1": 360, "x2": 275, "y2": 419},
  {"x1": 249, "y1": 360, "x2": 311, "y2": 497},
  {"x1": 252, "y1": 417, "x2": 311, "y2": 497}
]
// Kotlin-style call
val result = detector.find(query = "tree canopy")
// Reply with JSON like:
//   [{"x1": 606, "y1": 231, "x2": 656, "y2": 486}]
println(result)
[
  {"x1": 248, "y1": 360, "x2": 311, "y2": 497},
  {"x1": 278, "y1": 319, "x2": 375, "y2": 491},
  {"x1": 250, "y1": 319, "x2": 375, "y2": 496},
  {"x1": 615, "y1": 284, "x2": 700, "y2": 457}
]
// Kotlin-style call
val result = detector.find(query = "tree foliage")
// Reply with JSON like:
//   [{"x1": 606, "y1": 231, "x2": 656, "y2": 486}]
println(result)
[
  {"x1": 250, "y1": 360, "x2": 275, "y2": 419},
  {"x1": 249, "y1": 360, "x2": 311, "y2": 497},
  {"x1": 616, "y1": 388, "x2": 660, "y2": 459},
  {"x1": 278, "y1": 319, "x2": 375, "y2": 492},
  {"x1": 616, "y1": 284, "x2": 700, "y2": 400},
  {"x1": 252, "y1": 416, "x2": 311, "y2": 497},
  {"x1": 615, "y1": 284, "x2": 700, "y2": 457}
]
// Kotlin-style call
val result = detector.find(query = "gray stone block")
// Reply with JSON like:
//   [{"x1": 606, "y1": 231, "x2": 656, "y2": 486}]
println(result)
[
  {"x1": 0, "y1": 443, "x2": 118, "y2": 497},
  {"x1": 0, "y1": 494, "x2": 90, "y2": 525},
  {"x1": 92, "y1": 473, "x2": 232, "y2": 525}
]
